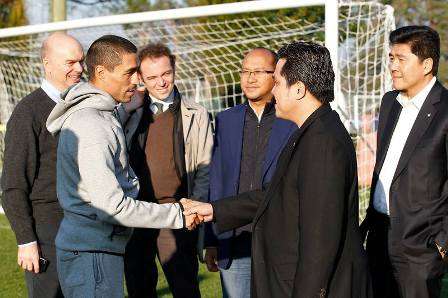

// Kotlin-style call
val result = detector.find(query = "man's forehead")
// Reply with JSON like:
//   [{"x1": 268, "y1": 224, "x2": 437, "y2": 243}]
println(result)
[
  {"x1": 390, "y1": 43, "x2": 413, "y2": 54},
  {"x1": 142, "y1": 55, "x2": 170, "y2": 65},
  {"x1": 50, "y1": 43, "x2": 83, "y2": 59},
  {"x1": 140, "y1": 56, "x2": 172, "y2": 73},
  {"x1": 243, "y1": 51, "x2": 275, "y2": 67}
]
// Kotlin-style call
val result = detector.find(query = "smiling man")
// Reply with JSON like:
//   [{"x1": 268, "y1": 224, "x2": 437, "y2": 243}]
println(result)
[
  {"x1": 361, "y1": 25, "x2": 448, "y2": 298},
  {"x1": 46, "y1": 35, "x2": 194, "y2": 297},
  {"x1": 1, "y1": 32, "x2": 83, "y2": 298},
  {"x1": 122, "y1": 43, "x2": 213, "y2": 298}
]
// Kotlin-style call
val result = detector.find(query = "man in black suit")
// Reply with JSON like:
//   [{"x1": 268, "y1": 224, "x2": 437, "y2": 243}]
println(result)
[
  {"x1": 1, "y1": 33, "x2": 84, "y2": 298},
  {"x1": 360, "y1": 26, "x2": 447, "y2": 298},
  {"x1": 182, "y1": 41, "x2": 371, "y2": 298}
]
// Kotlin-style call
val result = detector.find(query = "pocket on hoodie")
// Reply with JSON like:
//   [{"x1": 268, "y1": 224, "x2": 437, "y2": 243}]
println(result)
[{"x1": 57, "y1": 250, "x2": 86, "y2": 288}]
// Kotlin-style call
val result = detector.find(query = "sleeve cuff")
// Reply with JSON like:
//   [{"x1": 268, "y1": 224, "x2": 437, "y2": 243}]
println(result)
[
  {"x1": 176, "y1": 202, "x2": 186, "y2": 228},
  {"x1": 18, "y1": 241, "x2": 37, "y2": 248},
  {"x1": 434, "y1": 229, "x2": 447, "y2": 249}
]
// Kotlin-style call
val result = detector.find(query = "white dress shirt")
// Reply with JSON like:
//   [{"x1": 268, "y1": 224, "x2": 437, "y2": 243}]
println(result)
[
  {"x1": 18, "y1": 80, "x2": 63, "y2": 248},
  {"x1": 41, "y1": 79, "x2": 62, "y2": 104},
  {"x1": 373, "y1": 77, "x2": 436, "y2": 215},
  {"x1": 150, "y1": 91, "x2": 175, "y2": 114},
  {"x1": 248, "y1": 101, "x2": 263, "y2": 122}
]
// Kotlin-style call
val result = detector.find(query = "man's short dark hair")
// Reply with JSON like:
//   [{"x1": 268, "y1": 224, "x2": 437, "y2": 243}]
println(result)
[
  {"x1": 278, "y1": 41, "x2": 335, "y2": 104},
  {"x1": 389, "y1": 25, "x2": 440, "y2": 76},
  {"x1": 86, "y1": 35, "x2": 137, "y2": 79},
  {"x1": 138, "y1": 43, "x2": 176, "y2": 69}
]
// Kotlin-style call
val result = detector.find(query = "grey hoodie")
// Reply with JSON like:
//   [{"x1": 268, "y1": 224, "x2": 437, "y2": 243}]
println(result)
[{"x1": 47, "y1": 82, "x2": 184, "y2": 254}]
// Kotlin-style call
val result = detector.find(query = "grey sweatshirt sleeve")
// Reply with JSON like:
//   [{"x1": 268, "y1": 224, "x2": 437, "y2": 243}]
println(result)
[{"x1": 77, "y1": 139, "x2": 185, "y2": 229}]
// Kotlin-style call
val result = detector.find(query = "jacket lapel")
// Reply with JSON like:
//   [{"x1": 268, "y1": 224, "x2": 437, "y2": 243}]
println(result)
[
  {"x1": 181, "y1": 102, "x2": 194, "y2": 142},
  {"x1": 261, "y1": 120, "x2": 296, "y2": 183},
  {"x1": 375, "y1": 98, "x2": 402, "y2": 174},
  {"x1": 229, "y1": 105, "x2": 246, "y2": 186},
  {"x1": 178, "y1": 89, "x2": 195, "y2": 142},
  {"x1": 125, "y1": 107, "x2": 144, "y2": 149},
  {"x1": 391, "y1": 82, "x2": 442, "y2": 183},
  {"x1": 253, "y1": 104, "x2": 332, "y2": 225}
]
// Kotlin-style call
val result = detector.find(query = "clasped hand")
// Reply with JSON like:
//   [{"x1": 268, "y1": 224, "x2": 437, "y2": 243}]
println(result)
[{"x1": 180, "y1": 198, "x2": 214, "y2": 230}]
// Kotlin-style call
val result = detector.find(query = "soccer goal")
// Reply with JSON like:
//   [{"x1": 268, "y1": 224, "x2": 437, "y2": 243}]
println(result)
[{"x1": 0, "y1": 0, "x2": 395, "y2": 220}]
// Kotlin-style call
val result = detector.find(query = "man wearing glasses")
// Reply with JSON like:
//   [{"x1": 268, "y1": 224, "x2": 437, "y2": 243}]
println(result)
[{"x1": 203, "y1": 47, "x2": 297, "y2": 297}]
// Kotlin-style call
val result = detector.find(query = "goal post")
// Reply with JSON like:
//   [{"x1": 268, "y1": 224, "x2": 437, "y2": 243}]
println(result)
[{"x1": 0, "y1": 0, "x2": 395, "y2": 221}]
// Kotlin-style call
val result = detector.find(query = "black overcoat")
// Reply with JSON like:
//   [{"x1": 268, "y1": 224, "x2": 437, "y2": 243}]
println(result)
[{"x1": 212, "y1": 104, "x2": 372, "y2": 298}]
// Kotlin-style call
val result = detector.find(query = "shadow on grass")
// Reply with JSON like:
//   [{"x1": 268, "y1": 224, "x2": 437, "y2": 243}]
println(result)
[{"x1": 156, "y1": 272, "x2": 213, "y2": 296}]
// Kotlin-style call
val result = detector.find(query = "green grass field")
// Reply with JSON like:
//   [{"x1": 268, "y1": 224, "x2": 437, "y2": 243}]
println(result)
[
  {"x1": 1, "y1": 214, "x2": 448, "y2": 298},
  {"x1": 0, "y1": 214, "x2": 221, "y2": 298}
]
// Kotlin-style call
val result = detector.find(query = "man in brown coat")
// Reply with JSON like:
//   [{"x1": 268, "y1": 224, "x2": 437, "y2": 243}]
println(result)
[{"x1": 122, "y1": 43, "x2": 213, "y2": 298}]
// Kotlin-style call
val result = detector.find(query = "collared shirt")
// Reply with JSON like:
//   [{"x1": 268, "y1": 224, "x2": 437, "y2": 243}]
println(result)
[
  {"x1": 41, "y1": 79, "x2": 62, "y2": 104},
  {"x1": 149, "y1": 90, "x2": 175, "y2": 114},
  {"x1": 373, "y1": 77, "x2": 436, "y2": 214},
  {"x1": 248, "y1": 101, "x2": 264, "y2": 122}
]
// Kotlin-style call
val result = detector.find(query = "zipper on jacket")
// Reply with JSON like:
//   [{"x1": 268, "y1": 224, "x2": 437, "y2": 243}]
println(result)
[{"x1": 250, "y1": 122, "x2": 261, "y2": 190}]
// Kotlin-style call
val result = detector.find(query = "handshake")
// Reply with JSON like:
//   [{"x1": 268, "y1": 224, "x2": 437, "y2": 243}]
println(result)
[{"x1": 180, "y1": 198, "x2": 214, "y2": 230}]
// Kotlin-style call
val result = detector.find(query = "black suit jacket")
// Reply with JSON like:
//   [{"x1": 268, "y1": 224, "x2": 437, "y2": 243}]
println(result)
[
  {"x1": 363, "y1": 81, "x2": 448, "y2": 276},
  {"x1": 212, "y1": 104, "x2": 371, "y2": 298}
]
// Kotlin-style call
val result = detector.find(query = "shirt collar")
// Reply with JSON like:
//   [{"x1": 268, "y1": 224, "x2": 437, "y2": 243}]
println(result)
[
  {"x1": 150, "y1": 89, "x2": 175, "y2": 107},
  {"x1": 41, "y1": 79, "x2": 63, "y2": 104},
  {"x1": 396, "y1": 77, "x2": 436, "y2": 110},
  {"x1": 247, "y1": 99, "x2": 275, "y2": 122}
]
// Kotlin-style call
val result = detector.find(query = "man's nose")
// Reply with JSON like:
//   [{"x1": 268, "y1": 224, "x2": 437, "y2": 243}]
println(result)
[
  {"x1": 156, "y1": 77, "x2": 166, "y2": 86},
  {"x1": 248, "y1": 72, "x2": 257, "y2": 83},
  {"x1": 130, "y1": 72, "x2": 139, "y2": 85},
  {"x1": 74, "y1": 61, "x2": 83, "y2": 73},
  {"x1": 389, "y1": 58, "x2": 399, "y2": 72}
]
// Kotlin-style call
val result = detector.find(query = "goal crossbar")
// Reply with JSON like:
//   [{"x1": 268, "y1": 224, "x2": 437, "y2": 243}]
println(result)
[
  {"x1": 0, "y1": 0, "x2": 328, "y2": 38},
  {"x1": 0, "y1": 1, "x2": 395, "y2": 221}
]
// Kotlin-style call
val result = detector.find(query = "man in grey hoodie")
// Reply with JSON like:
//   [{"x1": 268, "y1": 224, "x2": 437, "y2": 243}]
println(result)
[{"x1": 46, "y1": 35, "x2": 196, "y2": 297}]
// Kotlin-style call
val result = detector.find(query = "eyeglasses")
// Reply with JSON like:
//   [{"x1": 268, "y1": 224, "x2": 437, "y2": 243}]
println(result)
[{"x1": 240, "y1": 69, "x2": 274, "y2": 79}]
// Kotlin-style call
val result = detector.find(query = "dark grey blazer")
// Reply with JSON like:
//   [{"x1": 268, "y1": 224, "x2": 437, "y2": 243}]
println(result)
[{"x1": 363, "y1": 81, "x2": 448, "y2": 277}]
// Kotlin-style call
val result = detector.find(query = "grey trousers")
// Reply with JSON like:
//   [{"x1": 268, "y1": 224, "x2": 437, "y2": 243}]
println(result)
[
  {"x1": 56, "y1": 249, "x2": 124, "y2": 298},
  {"x1": 25, "y1": 222, "x2": 63, "y2": 298}
]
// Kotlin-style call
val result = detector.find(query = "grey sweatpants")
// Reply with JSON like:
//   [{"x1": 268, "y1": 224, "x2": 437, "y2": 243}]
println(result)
[{"x1": 56, "y1": 249, "x2": 124, "y2": 298}]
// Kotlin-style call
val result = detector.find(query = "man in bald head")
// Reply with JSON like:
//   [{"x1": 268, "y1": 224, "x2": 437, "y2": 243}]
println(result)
[
  {"x1": 1, "y1": 32, "x2": 84, "y2": 298},
  {"x1": 203, "y1": 48, "x2": 297, "y2": 297}
]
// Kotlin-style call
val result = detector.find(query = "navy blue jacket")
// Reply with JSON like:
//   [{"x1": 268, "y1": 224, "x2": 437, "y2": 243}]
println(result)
[{"x1": 204, "y1": 103, "x2": 297, "y2": 269}]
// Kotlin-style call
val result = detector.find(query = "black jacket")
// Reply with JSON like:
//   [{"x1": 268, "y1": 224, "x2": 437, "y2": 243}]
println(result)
[
  {"x1": 362, "y1": 81, "x2": 448, "y2": 276},
  {"x1": 212, "y1": 104, "x2": 372, "y2": 298}
]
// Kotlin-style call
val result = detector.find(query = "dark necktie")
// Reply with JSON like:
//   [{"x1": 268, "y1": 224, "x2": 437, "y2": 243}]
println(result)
[{"x1": 153, "y1": 102, "x2": 164, "y2": 115}]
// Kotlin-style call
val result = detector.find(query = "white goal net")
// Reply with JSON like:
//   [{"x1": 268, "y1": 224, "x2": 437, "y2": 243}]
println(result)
[{"x1": 0, "y1": 0, "x2": 395, "y2": 220}]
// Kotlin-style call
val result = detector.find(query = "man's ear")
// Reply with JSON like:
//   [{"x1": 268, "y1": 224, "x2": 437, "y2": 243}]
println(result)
[
  {"x1": 296, "y1": 81, "x2": 306, "y2": 101},
  {"x1": 42, "y1": 57, "x2": 49, "y2": 67},
  {"x1": 423, "y1": 57, "x2": 434, "y2": 76},
  {"x1": 95, "y1": 65, "x2": 106, "y2": 81}
]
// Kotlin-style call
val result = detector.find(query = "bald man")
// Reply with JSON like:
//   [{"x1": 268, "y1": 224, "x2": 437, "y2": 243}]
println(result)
[
  {"x1": 1, "y1": 32, "x2": 84, "y2": 298},
  {"x1": 203, "y1": 48, "x2": 297, "y2": 297}
]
